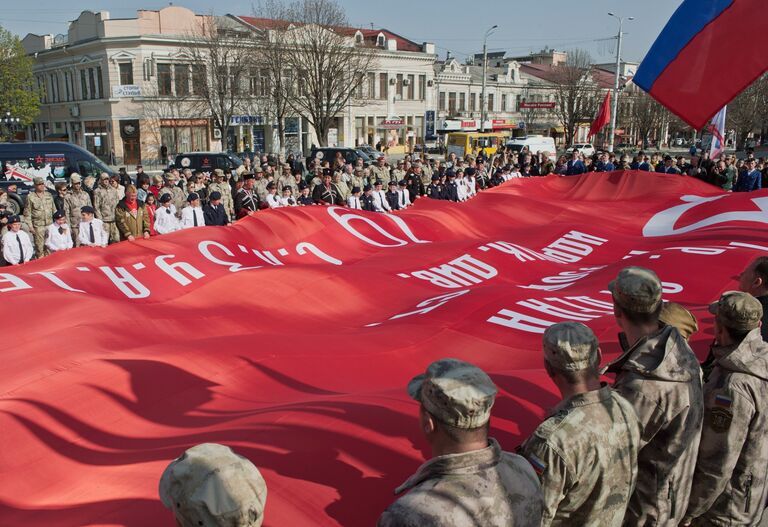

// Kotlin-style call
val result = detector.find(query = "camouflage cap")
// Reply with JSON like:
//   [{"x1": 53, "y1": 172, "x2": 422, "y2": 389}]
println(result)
[
  {"x1": 709, "y1": 291, "x2": 763, "y2": 331},
  {"x1": 213, "y1": 168, "x2": 225, "y2": 177},
  {"x1": 659, "y1": 301, "x2": 699, "y2": 340},
  {"x1": 542, "y1": 322, "x2": 599, "y2": 372},
  {"x1": 33, "y1": 176, "x2": 45, "y2": 185},
  {"x1": 407, "y1": 358, "x2": 497, "y2": 429},
  {"x1": 70, "y1": 173, "x2": 82, "y2": 184},
  {"x1": 609, "y1": 266, "x2": 662, "y2": 313},
  {"x1": 159, "y1": 443, "x2": 267, "y2": 527}
]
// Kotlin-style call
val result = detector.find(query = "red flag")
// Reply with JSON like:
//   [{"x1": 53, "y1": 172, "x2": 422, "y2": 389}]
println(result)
[
  {"x1": 589, "y1": 90, "x2": 611, "y2": 138},
  {"x1": 2, "y1": 173, "x2": 768, "y2": 526}
]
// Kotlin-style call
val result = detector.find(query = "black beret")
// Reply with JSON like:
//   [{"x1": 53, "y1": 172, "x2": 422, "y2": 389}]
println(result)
[
  {"x1": 266, "y1": 182, "x2": 276, "y2": 190},
  {"x1": 465, "y1": 167, "x2": 476, "y2": 176},
  {"x1": 80, "y1": 205, "x2": 96, "y2": 214},
  {"x1": 363, "y1": 184, "x2": 373, "y2": 191},
  {"x1": 431, "y1": 174, "x2": 439, "y2": 181},
  {"x1": 398, "y1": 179, "x2": 407, "y2": 186},
  {"x1": 298, "y1": 182, "x2": 309, "y2": 190},
  {"x1": 159, "y1": 194, "x2": 172, "y2": 203},
  {"x1": 209, "y1": 191, "x2": 222, "y2": 201},
  {"x1": 8, "y1": 214, "x2": 21, "y2": 223},
  {"x1": 53, "y1": 211, "x2": 65, "y2": 220},
  {"x1": 352, "y1": 186, "x2": 361, "y2": 193},
  {"x1": 187, "y1": 192, "x2": 200, "y2": 202}
]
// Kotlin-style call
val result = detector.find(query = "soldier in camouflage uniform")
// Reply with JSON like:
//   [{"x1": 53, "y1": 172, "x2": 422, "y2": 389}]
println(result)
[
  {"x1": 391, "y1": 160, "x2": 406, "y2": 184},
  {"x1": 378, "y1": 358, "x2": 543, "y2": 526},
  {"x1": 158, "y1": 174, "x2": 185, "y2": 217},
  {"x1": 63, "y1": 173, "x2": 92, "y2": 246},
  {"x1": 253, "y1": 167, "x2": 269, "y2": 203},
  {"x1": 207, "y1": 169, "x2": 234, "y2": 221},
  {"x1": 93, "y1": 173, "x2": 121, "y2": 243},
  {"x1": 602, "y1": 266, "x2": 704, "y2": 526},
  {"x1": 23, "y1": 176, "x2": 56, "y2": 257},
  {"x1": 520, "y1": 322, "x2": 640, "y2": 526},
  {"x1": 683, "y1": 292, "x2": 768, "y2": 526},
  {"x1": 370, "y1": 156, "x2": 391, "y2": 183}
]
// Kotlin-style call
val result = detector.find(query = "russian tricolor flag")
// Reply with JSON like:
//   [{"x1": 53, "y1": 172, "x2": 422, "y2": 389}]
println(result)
[{"x1": 634, "y1": 0, "x2": 768, "y2": 129}]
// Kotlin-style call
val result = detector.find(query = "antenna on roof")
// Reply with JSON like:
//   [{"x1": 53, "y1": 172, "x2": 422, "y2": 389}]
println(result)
[{"x1": 369, "y1": 23, "x2": 374, "y2": 29}]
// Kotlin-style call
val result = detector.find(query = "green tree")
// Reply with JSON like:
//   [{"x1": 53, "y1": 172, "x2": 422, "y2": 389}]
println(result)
[{"x1": 0, "y1": 26, "x2": 40, "y2": 140}]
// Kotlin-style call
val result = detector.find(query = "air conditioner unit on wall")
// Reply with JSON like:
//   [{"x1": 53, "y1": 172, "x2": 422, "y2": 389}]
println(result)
[
  {"x1": 213, "y1": 128, "x2": 222, "y2": 139},
  {"x1": 389, "y1": 78, "x2": 396, "y2": 85},
  {"x1": 69, "y1": 105, "x2": 80, "y2": 117},
  {"x1": 403, "y1": 79, "x2": 411, "y2": 86}
]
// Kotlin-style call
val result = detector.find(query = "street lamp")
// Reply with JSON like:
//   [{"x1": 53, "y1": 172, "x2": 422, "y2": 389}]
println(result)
[
  {"x1": 2, "y1": 111, "x2": 21, "y2": 141},
  {"x1": 480, "y1": 24, "x2": 498, "y2": 132},
  {"x1": 607, "y1": 12, "x2": 633, "y2": 153}
]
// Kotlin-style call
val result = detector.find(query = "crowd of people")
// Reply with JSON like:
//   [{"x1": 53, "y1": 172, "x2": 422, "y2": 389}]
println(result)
[
  {"x1": 158, "y1": 260, "x2": 768, "y2": 527},
  {"x1": 1, "y1": 145, "x2": 765, "y2": 265}
]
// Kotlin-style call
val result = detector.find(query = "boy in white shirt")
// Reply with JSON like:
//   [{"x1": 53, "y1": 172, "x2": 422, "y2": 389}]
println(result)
[
  {"x1": 265, "y1": 182, "x2": 282, "y2": 209},
  {"x1": 396, "y1": 180, "x2": 412, "y2": 209},
  {"x1": 155, "y1": 194, "x2": 180, "y2": 235},
  {"x1": 180, "y1": 192, "x2": 205, "y2": 228},
  {"x1": 279, "y1": 185, "x2": 296, "y2": 207},
  {"x1": 45, "y1": 210, "x2": 74, "y2": 253},
  {"x1": 347, "y1": 186, "x2": 363, "y2": 209},
  {"x1": 2, "y1": 215, "x2": 34, "y2": 264},
  {"x1": 78, "y1": 206, "x2": 109, "y2": 247}
]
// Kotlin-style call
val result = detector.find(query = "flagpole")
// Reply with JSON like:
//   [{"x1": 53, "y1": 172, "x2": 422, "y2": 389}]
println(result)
[{"x1": 608, "y1": 13, "x2": 634, "y2": 153}]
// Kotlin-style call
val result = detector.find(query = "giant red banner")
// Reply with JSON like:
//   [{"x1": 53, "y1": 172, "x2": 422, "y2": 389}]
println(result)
[{"x1": 1, "y1": 172, "x2": 767, "y2": 526}]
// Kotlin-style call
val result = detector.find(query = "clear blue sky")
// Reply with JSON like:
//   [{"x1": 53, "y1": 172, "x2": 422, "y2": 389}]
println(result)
[{"x1": 3, "y1": 0, "x2": 682, "y2": 63}]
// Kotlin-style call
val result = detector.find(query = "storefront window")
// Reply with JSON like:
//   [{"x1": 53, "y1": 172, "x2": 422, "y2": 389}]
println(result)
[{"x1": 84, "y1": 120, "x2": 108, "y2": 160}]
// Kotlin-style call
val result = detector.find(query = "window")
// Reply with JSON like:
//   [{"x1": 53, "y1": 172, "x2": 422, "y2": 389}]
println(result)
[
  {"x1": 119, "y1": 62, "x2": 133, "y2": 85},
  {"x1": 49, "y1": 74, "x2": 59, "y2": 103},
  {"x1": 260, "y1": 69, "x2": 269, "y2": 97},
  {"x1": 439, "y1": 91, "x2": 446, "y2": 110},
  {"x1": 459, "y1": 92, "x2": 466, "y2": 112},
  {"x1": 470, "y1": 93, "x2": 476, "y2": 111},
  {"x1": 249, "y1": 68, "x2": 259, "y2": 96},
  {"x1": 396, "y1": 74, "x2": 403, "y2": 97},
  {"x1": 367, "y1": 72, "x2": 376, "y2": 98},
  {"x1": 379, "y1": 73, "x2": 387, "y2": 100},
  {"x1": 418, "y1": 75, "x2": 426, "y2": 100},
  {"x1": 407, "y1": 74, "x2": 414, "y2": 100},
  {"x1": 516, "y1": 94, "x2": 521, "y2": 111},
  {"x1": 487, "y1": 93, "x2": 494, "y2": 112},
  {"x1": 448, "y1": 92, "x2": 456, "y2": 115},
  {"x1": 64, "y1": 72, "x2": 71, "y2": 101},
  {"x1": 80, "y1": 70, "x2": 87, "y2": 100},
  {"x1": 96, "y1": 66, "x2": 103, "y2": 98},
  {"x1": 501, "y1": 94, "x2": 507, "y2": 112},
  {"x1": 175, "y1": 64, "x2": 190, "y2": 96},
  {"x1": 88, "y1": 68, "x2": 97, "y2": 100},
  {"x1": 157, "y1": 64, "x2": 172, "y2": 96},
  {"x1": 192, "y1": 65, "x2": 206, "y2": 95}
]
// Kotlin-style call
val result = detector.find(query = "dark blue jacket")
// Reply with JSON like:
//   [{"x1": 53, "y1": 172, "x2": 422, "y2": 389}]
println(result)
[
  {"x1": 565, "y1": 160, "x2": 586, "y2": 175},
  {"x1": 734, "y1": 169, "x2": 762, "y2": 192},
  {"x1": 203, "y1": 203, "x2": 229, "y2": 226}
]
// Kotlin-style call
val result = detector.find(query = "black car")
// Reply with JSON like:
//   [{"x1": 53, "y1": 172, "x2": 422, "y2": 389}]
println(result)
[
  {"x1": 306, "y1": 147, "x2": 372, "y2": 168},
  {"x1": 0, "y1": 141, "x2": 115, "y2": 214},
  {"x1": 172, "y1": 152, "x2": 243, "y2": 173}
]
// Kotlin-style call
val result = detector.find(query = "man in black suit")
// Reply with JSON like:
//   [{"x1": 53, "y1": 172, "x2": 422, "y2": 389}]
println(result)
[
  {"x1": 385, "y1": 181, "x2": 400, "y2": 211},
  {"x1": 442, "y1": 170, "x2": 460, "y2": 202},
  {"x1": 204, "y1": 191, "x2": 230, "y2": 226}
]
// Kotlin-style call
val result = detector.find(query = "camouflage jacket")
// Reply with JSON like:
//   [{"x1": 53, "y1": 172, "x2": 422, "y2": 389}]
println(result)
[
  {"x1": 684, "y1": 329, "x2": 768, "y2": 526},
  {"x1": 63, "y1": 190, "x2": 92, "y2": 226},
  {"x1": 603, "y1": 324, "x2": 704, "y2": 526},
  {"x1": 520, "y1": 386, "x2": 640, "y2": 526},
  {"x1": 377, "y1": 438, "x2": 543, "y2": 527},
  {"x1": 370, "y1": 165, "x2": 391, "y2": 183},
  {"x1": 207, "y1": 182, "x2": 234, "y2": 219},
  {"x1": 23, "y1": 191, "x2": 56, "y2": 227},
  {"x1": 93, "y1": 185, "x2": 120, "y2": 222}
]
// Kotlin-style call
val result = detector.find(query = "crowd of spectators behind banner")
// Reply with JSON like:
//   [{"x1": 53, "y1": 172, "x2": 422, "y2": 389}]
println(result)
[
  {"x1": 2, "y1": 144, "x2": 765, "y2": 265},
  {"x1": 2, "y1": 143, "x2": 768, "y2": 527}
]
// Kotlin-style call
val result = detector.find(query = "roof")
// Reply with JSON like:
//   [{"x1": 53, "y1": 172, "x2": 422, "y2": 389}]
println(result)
[
  {"x1": 237, "y1": 16, "x2": 422, "y2": 52},
  {"x1": 520, "y1": 62, "x2": 622, "y2": 89}
]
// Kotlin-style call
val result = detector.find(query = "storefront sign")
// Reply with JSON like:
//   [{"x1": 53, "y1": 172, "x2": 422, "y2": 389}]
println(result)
[
  {"x1": 111, "y1": 85, "x2": 141, "y2": 98},
  {"x1": 380, "y1": 117, "x2": 405, "y2": 130},
  {"x1": 229, "y1": 115, "x2": 264, "y2": 126},
  {"x1": 424, "y1": 111, "x2": 436, "y2": 140},
  {"x1": 520, "y1": 101, "x2": 556, "y2": 109},
  {"x1": 491, "y1": 119, "x2": 517, "y2": 130}
]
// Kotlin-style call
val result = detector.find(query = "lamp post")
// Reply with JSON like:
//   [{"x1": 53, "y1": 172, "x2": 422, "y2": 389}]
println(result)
[
  {"x1": 607, "y1": 12, "x2": 633, "y2": 153},
  {"x1": 2, "y1": 111, "x2": 21, "y2": 141},
  {"x1": 480, "y1": 24, "x2": 498, "y2": 132}
]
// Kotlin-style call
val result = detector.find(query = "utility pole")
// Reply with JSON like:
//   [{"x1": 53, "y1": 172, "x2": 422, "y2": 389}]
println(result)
[
  {"x1": 480, "y1": 25, "x2": 498, "y2": 132},
  {"x1": 607, "y1": 12, "x2": 633, "y2": 153}
]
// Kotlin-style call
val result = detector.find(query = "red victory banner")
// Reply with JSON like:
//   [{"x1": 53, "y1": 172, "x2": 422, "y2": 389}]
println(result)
[{"x1": 1, "y1": 172, "x2": 767, "y2": 526}]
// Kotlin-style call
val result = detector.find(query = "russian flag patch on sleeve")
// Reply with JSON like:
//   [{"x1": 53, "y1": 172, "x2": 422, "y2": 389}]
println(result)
[
  {"x1": 527, "y1": 454, "x2": 547, "y2": 475},
  {"x1": 714, "y1": 394, "x2": 733, "y2": 408}
]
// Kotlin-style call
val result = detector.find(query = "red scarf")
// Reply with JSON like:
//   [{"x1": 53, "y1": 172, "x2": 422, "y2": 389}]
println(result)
[{"x1": 126, "y1": 198, "x2": 138, "y2": 217}]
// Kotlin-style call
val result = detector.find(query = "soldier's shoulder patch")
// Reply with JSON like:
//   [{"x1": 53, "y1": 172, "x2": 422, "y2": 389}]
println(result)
[
  {"x1": 709, "y1": 406, "x2": 733, "y2": 433},
  {"x1": 526, "y1": 453, "x2": 547, "y2": 475}
]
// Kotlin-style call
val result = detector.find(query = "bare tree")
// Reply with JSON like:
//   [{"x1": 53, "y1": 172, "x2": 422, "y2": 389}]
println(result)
[
  {"x1": 265, "y1": 0, "x2": 376, "y2": 146},
  {"x1": 626, "y1": 88, "x2": 670, "y2": 149},
  {"x1": 141, "y1": 85, "x2": 192, "y2": 163},
  {"x1": 550, "y1": 49, "x2": 600, "y2": 146},
  {"x1": 727, "y1": 74, "x2": 768, "y2": 149},
  {"x1": 182, "y1": 15, "x2": 255, "y2": 151}
]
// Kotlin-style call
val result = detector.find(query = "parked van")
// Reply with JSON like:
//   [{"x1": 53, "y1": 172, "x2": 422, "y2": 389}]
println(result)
[
  {"x1": 172, "y1": 152, "x2": 243, "y2": 173},
  {"x1": 447, "y1": 132, "x2": 508, "y2": 159},
  {"x1": 506, "y1": 135, "x2": 557, "y2": 157},
  {"x1": 1, "y1": 142, "x2": 115, "y2": 214}
]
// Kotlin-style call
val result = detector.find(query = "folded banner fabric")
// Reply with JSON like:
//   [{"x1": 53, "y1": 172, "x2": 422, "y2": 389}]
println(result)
[
  {"x1": 634, "y1": 0, "x2": 768, "y2": 129},
  {"x1": 2, "y1": 172, "x2": 768, "y2": 526}
]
